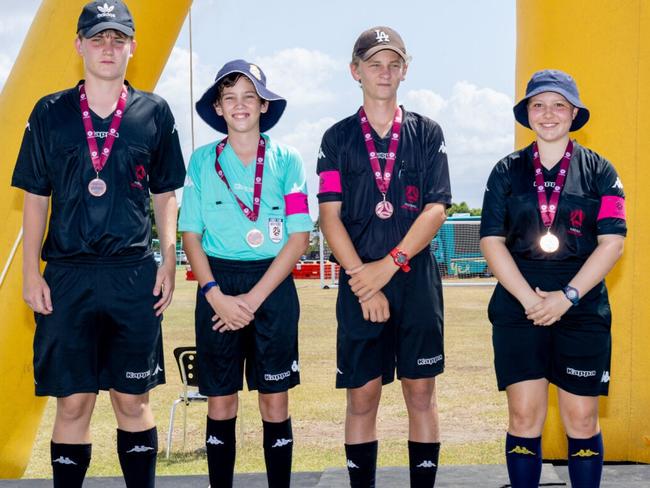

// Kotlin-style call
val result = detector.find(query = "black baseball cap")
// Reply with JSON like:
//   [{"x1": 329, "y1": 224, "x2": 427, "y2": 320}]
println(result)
[
  {"x1": 352, "y1": 26, "x2": 410, "y2": 62},
  {"x1": 77, "y1": 1, "x2": 135, "y2": 38}
]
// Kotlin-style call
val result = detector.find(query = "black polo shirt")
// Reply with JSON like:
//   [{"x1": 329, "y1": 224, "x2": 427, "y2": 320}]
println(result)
[
  {"x1": 480, "y1": 141, "x2": 626, "y2": 262},
  {"x1": 316, "y1": 107, "x2": 451, "y2": 261},
  {"x1": 12, "y1": 81, "x2": 186, "y2": 262}
]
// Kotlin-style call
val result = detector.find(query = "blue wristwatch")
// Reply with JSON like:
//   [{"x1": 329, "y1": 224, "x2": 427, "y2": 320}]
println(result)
[
  {"x1": 563, "y1": 285, "x2": 580, "y2": 306},
  {"x1": 200, "y1": 281, "x2": 219, "y2": 295}
]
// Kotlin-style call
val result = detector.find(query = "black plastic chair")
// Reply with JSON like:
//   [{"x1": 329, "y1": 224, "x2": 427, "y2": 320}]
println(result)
[{"x1": 165, "y1": 346, "x2": 207, "y2": 459}]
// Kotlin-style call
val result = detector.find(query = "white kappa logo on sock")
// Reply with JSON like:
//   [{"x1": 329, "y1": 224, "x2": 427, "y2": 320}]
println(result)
[
  {"x1": 346, "y1": 459, "x2": 359, "y2": 469},
  {"x1": 272, "y1": 438, "x2": 293, "y2": 448},
  {"x1": 207, "y1": 435, "x2": 224, "y2": 445},
  {"x1": 416, "y1": 460, "x2": 437, "y2": 468},
  {"x1": 52, "y1": 456, "x2": 77, "y2": 465},
  {"x1": 126, "y1": 445, "x2": 155, "y2": 453}
]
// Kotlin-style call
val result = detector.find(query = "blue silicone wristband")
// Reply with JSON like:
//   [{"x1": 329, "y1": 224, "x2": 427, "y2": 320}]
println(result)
[{"x1": 200, "y1": 281, "x2": 218, "y2": 295}]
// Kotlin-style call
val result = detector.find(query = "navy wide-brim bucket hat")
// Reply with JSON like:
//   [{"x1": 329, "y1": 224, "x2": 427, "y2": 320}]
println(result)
[
  {"x1": 513, "y1": 69, "x2": 590, "y2": 132},
  {"x1": 196, "y1": 59, "x2": 287, "y2": 134}
]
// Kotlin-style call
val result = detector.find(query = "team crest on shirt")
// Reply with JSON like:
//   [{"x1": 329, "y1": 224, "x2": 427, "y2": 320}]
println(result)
[
  {"x1": 268, "y1": 217, "x2": 283, "y2": 243},
  {"x1": 130, "y1": 165, "x2": 147, "y2": 190},
  {"x1": 568, "y1": 209, "x2": 584, "y2": 236},
  {"x1": 400, "y1": 185, "x2": 420, "y2": 212}
]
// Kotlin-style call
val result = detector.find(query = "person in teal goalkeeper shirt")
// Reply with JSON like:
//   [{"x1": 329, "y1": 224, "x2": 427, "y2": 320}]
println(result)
[{"x1": 178, "y1": 59, "x2": 311, "y2": 488}]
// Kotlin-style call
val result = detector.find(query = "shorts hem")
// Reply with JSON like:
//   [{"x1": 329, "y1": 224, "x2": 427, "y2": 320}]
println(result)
[
  {"x1": 550, "y1": 378, "x2": 609, "y2": 397},
  {"x1": 336, "y1": 374, "x2": 384, "y2": 390},
  {"x1": 398, "y1": 366, "x2": 445, "y2": 381},
  {"x1": 36, "y1": 387, "x2": 99, "y2": 398},
  {"x1": 101, "y1": 380, "x2": 166, "y2": 395},
  {"x1": 497, "y1": 374, "x2": 547, "y2": 391}
]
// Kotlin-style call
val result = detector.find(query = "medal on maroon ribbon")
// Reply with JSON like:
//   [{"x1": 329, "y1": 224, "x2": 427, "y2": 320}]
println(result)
[
  {"x1": 539, "y1": 230, "x2": 560, "y2": 253},
  {"x1": 375, "y1": 198, "x2": 394, "y2": 219},
  {"x1": 88, "y1": 176, "x2": 107, "y2": 197},
  {"x1": 358, "y1": 107, "x2": 402, "y2": 220},
  {"x1": 532, "y1": 141, "x2": 573, "y2": 253},
  {"x1": 246, "y1": 229, "x2": 264, "y2": 248},
  {"x1": 79, "y1": 84, "x2": 127, "y2": 197}
]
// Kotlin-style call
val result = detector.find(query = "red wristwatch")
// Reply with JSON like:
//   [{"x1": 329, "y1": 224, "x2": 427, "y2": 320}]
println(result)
[{"x1": 389, "y1": 247, "x2": 411, "y2": 272}]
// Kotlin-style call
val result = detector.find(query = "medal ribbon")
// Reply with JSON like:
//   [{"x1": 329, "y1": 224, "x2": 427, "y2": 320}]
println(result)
[
  {"x1": 532, "y1": 140, "x2": 573, "y2": 229},
  {"x1": 214, "y1": 136, "x2": 266, "y2": 222},
  {"x1": 80, "y1": 84, "x2": 128, "y2": 174},
  {"x1": 358, "y1": 107, "x2": 402, "y2": 196}
]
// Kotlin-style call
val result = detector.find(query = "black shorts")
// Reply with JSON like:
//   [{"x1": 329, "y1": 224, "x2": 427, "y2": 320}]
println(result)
[
  {"x1": 335, "y1": 251, "x2": 444, "y2": 389},
  {"x1": 195, "y1": 257, "x2": 300, "y2": 396},
  {"x1": 489, "y1": 259, "x2": 612, "y2": 396},
  {"x1": 34, "y1": 256, "x2": 165, "y2": 397}
]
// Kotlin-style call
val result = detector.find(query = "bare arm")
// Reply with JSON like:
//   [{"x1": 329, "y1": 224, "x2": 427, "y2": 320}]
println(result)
[
  {"x1": 182, "y1": 232, "x2": 253, "y2": 330},
  {"x1": 151, "y1": 191, "x2": 178, "y2": 315},
  {"x1": 527, "y1": 234, "x2": 624, "y2": 325},
  {"x1": 22, "y1": 192, "x2": 52, "y2": 315},
  {"x1": 348, "y1": 203, "x2": 448, "y2": 302},
  {"x1": 479, "y1": 236, "x2": 540, "y2": 310}
]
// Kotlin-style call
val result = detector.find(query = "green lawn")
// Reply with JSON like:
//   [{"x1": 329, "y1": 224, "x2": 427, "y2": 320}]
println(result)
[{"x1": 23, "y1": 271, "x2": 506, "y2": 478}]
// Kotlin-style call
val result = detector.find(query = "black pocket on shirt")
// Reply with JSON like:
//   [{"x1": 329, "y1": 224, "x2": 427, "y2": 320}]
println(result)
[{"x1": 127, "y1": 146, "x2": 151, "y2": 194}]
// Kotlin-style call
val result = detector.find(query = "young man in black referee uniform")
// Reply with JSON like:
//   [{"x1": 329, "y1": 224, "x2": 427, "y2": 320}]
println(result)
[
  {"x1": 11, "y1": 1, "x2": 185, "y2": 486},
  {"x1": 317, "y1": 27, "x2": 451, "y2": 488}
]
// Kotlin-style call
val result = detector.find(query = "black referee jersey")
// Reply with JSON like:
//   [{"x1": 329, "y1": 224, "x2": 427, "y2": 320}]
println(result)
[
  {"x1": 480, "y1": 141, "x2": 626, "y2": 261},
  {"x1": 12, "y1": 80, "x2": 186, "y2": 262},
  {"x1": 316, "y1": 107, "x2": 452, "y2": 261}
]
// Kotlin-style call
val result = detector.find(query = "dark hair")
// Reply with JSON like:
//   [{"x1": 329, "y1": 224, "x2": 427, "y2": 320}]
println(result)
[{"x1": 215, "y1": 73, "x2": 262, "y2": 103}]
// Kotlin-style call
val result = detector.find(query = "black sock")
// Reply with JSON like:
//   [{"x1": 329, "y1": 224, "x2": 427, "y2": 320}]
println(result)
[
  {"x1": 263, "y1": 417, "x2": 293, "y2": 488},
  {"x1": 206, "y1": 416, "x2": 237, "y2": 488},
  {"x1": 345, "y1": 440, "x2": 378, "y2": 488},
  {"x1": 408, "y1": 441, "x2": 440, "y2": 487},
  {"x1": 50, "y1": 441, "x2": 91, "y2": 488},
  {"x1": 568, "y1": 433, "x2": 604, "y2": 488},
  {"x1": 505, "y1": 433, "x2": 542, "y2": 488},
  {"x1": 116, "y1": 427, "x2": 158, "y2": 488}
]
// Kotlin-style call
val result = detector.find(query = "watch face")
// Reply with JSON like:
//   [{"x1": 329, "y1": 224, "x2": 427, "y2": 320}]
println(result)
[
  {"x1": 396, "y1": 253, "x2": 407, "y2": 264},
  {"x1": 566, "y1": 289, "x2": 578, "y2": 299}
]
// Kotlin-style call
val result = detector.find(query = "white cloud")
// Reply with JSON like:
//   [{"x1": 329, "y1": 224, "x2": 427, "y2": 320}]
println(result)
[
  {"x1": 0, "y1": 54, "x2": 12, "y2": 87},
  {"x1": 254, "y1": 48, "x2": 342, "y2": 107},
  {"x1": 405, "y1": 81, "x2": 514, "y2": 207},
  {"x1": 277, "y1": 117, "x2": 337, "y2": 219}
]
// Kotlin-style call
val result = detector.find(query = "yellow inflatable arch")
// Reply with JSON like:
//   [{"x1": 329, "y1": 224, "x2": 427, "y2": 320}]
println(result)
[
  {"x1": 1, "y1": 0, "x2": 649, "y2": 479},
  {"x1": 0, "y1": 0, "x2": 192, "y2": 477},
  {"x1": 517, "y1": 0, "x2": 650, "y2": 462}
]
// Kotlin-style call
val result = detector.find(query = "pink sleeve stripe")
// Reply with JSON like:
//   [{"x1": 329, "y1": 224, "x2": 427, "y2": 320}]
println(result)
[
  {"x1": 597, "y1": 196, "x2": 626, "y2": 221},
  {"x1": 318, "y1": 170, "x2": 342, "y2": 194},
  {"x1": 284, "y1": 192, "x2": 309, "y2": 216}
]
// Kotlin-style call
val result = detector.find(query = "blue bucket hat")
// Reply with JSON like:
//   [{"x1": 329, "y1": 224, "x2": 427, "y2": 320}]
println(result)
[
  {"x1": 513, "y1": 69, "x2": 590, "y2": 131},
  {"x1": 196, "y1": 59, "x2": 286, "y2": 134}
]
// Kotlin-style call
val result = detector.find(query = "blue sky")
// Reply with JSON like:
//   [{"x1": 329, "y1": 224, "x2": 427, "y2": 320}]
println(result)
[{"x1": 1, "y1": 0, "x2": 517, "y2": 214}]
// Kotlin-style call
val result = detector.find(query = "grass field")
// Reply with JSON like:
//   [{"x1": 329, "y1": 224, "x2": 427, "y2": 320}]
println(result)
[{"x1": 23, "y1": 271, "x2": 505, "y2": 478}]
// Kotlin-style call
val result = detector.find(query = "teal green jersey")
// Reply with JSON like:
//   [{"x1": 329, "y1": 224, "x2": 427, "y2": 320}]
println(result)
[{"x1": 179, "y1": 135, "x2": 312, "y2": 260}]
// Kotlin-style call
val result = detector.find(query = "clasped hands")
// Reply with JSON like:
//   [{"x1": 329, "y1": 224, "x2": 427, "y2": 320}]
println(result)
[
  {"x1": 525, "y1": 286, "x2": 573, "y2": 326},
  {"x1": 346, "y1": 256, "x2": 397, "y2": 323},
  {"x1": 205, "y1": 288, "x2": 261, "y2": 333}
]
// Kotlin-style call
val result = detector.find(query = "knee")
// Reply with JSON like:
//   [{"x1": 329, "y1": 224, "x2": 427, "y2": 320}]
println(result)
[
  {"x1": 57, "y1": 396, "x2": 94, "y2": 423},
  {"x1": 347, "y1": 394, "x2": 379, "y2": 418},
  {"x1": 259, "y1": 394, "x2": 288, "y2": 422},
  {"x1": 563, "y1": 407, "x2": 599, "y2": 437},
  {"x1": 404, "y1": 388, "x2": 436, "y2": 414},
  {"x1": 208, "y1": 395, "x2": 238, "y2": 420},
  {"x1": 509, "y1": 405, "x2": 545, "y2": 434},
  {"x1": 112, "y1": 393, "x2": 149, "y2": 421}
]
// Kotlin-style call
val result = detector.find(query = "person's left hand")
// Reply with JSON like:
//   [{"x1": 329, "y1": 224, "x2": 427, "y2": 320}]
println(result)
[
  {"x1": 213, "y1": 291, "x2": 263, "y2": 331},
  {"x1": 153, "y1": 261, "x2": 176, "y2": 316},
  {"x1": 525, "y1": 287, "x2": 572, "y2": 326},
  {"x1": 347, "y1": 256, "x2": 398, "y2": 302}
]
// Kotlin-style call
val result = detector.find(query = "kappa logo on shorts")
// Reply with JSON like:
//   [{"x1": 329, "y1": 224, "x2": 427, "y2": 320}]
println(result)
[
  {"x1": 416, "y1": 460, "x2": 437, "y2": 468},
  {"x1": 264, "y1": 370, "x2": 291, "y2": 382},
  {"x1": 125, "y1": 363, "x2": 162, "y2": 380},
  {"x1": 291, "y1": 360, "x2": 300, "y2": 372},
  {"x1": 417, "y1": 355, "x2": 443, "y2": 366},
  {"x1": 52, "y1": 456, "x2": 77, "y2": 465},
  {"x1": 272, "y1": 438, "x2": 293, "y2": 448},
  {"x1": 207, "y1": 435, "x2": 224, "y2": 445},
  {"x1": 566, "y1": 367, "x2": 596, "y2": 378},
  {"x1": 601, "y1": 371, "x2": 610, "y2": 383}
]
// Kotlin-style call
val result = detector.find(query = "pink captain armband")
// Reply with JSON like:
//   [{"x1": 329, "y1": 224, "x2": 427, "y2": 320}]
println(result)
[
  {"x1": 597, "y1": 196, "x2": 626, "y2": 221},
  {"x1": 318, "y1": 170, "x2": 342, "y2": 194},
  {"x1": 284, "y1": 192, "x2": 309, "y2": 216}
]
